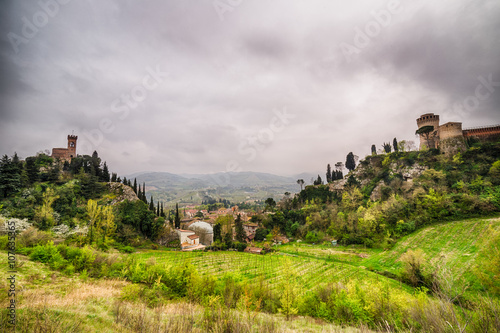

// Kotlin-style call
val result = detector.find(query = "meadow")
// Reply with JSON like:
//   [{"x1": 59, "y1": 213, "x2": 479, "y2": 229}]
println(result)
[{"x1": 1, "y1": 216, "x2": 499, "y2": 332}]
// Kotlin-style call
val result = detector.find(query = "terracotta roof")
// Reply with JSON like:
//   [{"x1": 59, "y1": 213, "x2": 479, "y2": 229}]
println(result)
[
  {"x1": 188, "y1": 235, "x2": 199, "y2": 240},
  {"x1": 245, "y1": 247, "x2": 262, "y2": 253},
  {"x1": 178, "y1": 229, "x2": 195, "y2": 233}
]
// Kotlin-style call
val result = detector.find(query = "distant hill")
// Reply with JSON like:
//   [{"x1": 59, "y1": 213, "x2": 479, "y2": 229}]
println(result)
[{"x1": 125, "y1": 171, "x2": 302, "y2": 206}]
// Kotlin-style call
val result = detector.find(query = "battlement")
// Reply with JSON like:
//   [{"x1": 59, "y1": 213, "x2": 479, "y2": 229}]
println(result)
[
  {"x1": 416, "y1": 113, "x2": 498, "y2": 154},
  {"x1": 463, "y1": 125, "x2": 500, "y2": 139},
  {"x1": 416, "y1": 113, "x2": 440, "y2": 127},
  {"x1": 68, "y1": 135, "x2": 78, "y2": 140}
]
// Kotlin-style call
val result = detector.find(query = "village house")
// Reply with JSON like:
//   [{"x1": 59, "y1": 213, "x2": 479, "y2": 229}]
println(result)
[
  {"x1": 176, "y1": 229, "x2": 205, "y2": 250},
  {"x1": 244, "y1": 247, "x2": 263, "y2": 254}
]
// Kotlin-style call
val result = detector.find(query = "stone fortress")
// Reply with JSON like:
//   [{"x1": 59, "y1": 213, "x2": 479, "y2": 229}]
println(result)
[
  {"x1": 51, "y1": 135, "x2": 78, "y2": 161},
  {"x1": 416, "y1": 113, "x2": 500, "y2": 153}
]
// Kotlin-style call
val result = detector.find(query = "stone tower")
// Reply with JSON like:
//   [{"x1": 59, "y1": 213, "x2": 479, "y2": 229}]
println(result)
[
  {"x1": 438, "y1": 122, "x2": 466, "y2": 154},
  {"x1": 416, "y1": 113, "x2": 440, "y2": 149},
  {"x1": 67, "y1": 135, "x2": 77, "y2": 158},
  {"x1": 51, "y1": 134, "x2": 78, "y2": 161}
]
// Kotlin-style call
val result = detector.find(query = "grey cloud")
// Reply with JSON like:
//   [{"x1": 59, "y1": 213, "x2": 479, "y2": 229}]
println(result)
[{"x1": 0, "y1": 0, "x2": 498, "y2": 176}]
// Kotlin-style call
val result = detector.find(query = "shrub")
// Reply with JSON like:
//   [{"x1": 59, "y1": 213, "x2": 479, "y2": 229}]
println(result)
[
  {"x1": 305, "y1": 231, "x2": 319, "y2": 244},
  {"x1": 17, "y1": 227, "x2": 53, "y2": 248},
  {"x1": 29, "y1": 241, "x2": 67, "y2": 270}
]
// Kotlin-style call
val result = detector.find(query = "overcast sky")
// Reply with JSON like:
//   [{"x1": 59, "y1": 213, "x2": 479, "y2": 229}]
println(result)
[{"x1": 1, "y1": 0, "x2": 499, "y2": 177}]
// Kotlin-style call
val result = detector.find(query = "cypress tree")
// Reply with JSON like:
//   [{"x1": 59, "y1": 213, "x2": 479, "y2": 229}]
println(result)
[
  {"x1": 326, "y1": 164, "x2": 332, "y2": 183},
  {"x1": 0, "y1": 154, "x2": 21, "y2": 198},
  {"x1": 371, "y1": 144, "x2": 377, "y2": 155},
  {"x1": 101, "y1": 162, "x2": 110, "y2": 182},
  {"x1": 213, "y1": 223, "x2": 222, "y2": 242},
  {"x1": 174, "y1": 203, "x2": 180, "y2": 228},
  {"x1": 149, "y1": 195, "x2": 155, "y2": 211},
  {"x1": 393, "y1": 138, "x2": 399, "y2": 152},
  {"x1": 133, "y1": 178, "x2": 137, "y2": 194},
  {"x1": 346, "y1": 152, "x2": 356, "y2": 172},
  {"x1": 160, "y1": 202, "x2": 165, "y2": 217},
  {"x1": 142, "y1": 182, "x2": 147, "y2": 203},
  {"x1": 156, "y1": 201, "x2": 160, "y2": 216},
  {"x1": 235, "y1": 214, "x2": 246, "y2": 242}
]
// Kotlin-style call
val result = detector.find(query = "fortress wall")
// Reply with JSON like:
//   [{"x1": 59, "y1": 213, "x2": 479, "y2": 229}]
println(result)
[
  {"x1": 463, "y1": 125, "x2": 500, "y2": 140},
  {"x1": 51, "y1": 148, "x2": 70, "y2": 160},
  {"x1": 439, "y1": 122, "x2": 463, "y2": 140}
]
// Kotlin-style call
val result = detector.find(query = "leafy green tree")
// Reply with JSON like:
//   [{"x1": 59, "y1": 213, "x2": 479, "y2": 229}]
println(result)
[
  {"x1": 265, "y1": 197, "x2": 276, "y2": 211},
  {"x1": 415, "y1": 125, "x2": 435, "y2": 149},
  {"x1": 34, "y1": 187, "x2": 59, "y2": 230},
  {"x1": 48, "y1": 164, "x2": 60, "y2": 182},
  {"x1": 371, "y1": 144, "x2": 377, "y2": 155},
  {"x1": 78, "y1": 169, "x2": 104, "y2": 199},
  {"x1": 345, "y1": 152, "x2": 356, "y2": 172},
  {"x1": 111, "y1": 173, "x2": 117, "y2": 182},
  {"x1": 313, "y1": 175, "x2": 323, "y2": 185},
  {"x1": 393, "y1": 138, "x2": 399, "y2": 152},
  {"x1": 382, "y1": 142, "x2": 392, "y2": 153},
  {"x1": 116, "y1": 200, "x2": 159, "y2": 240},
  {"x1": 254, "y1": 228, "x2": 268, "y2": 241}
]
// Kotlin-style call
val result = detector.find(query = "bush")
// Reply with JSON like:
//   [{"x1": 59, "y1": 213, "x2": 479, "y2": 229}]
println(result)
[
  {"x1": 29, "y1": 241, "x2": 67, "y2": 270},
  {"x1": 17, "y1": 227, "x2": 53, "y2": 248},
  {"x1": 234, "y1": 241, "x2": 247, "y2": 252},
  {"x1": 118, "y1": 245, "x2": 135, "y2": 253},
  {"x1": 305, "y1": 231, "x2": 319, "y2": 244}
]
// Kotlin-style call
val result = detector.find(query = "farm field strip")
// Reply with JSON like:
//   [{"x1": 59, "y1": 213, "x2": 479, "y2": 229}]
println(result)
[{"x1": 131, "y1": 251, "x2": 389, "y2": 293}]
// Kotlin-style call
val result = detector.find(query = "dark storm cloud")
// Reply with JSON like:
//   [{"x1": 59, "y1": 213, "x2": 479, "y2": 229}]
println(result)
[{"x1": 0, "y1": 0, "x2": 498, "y2": 176}]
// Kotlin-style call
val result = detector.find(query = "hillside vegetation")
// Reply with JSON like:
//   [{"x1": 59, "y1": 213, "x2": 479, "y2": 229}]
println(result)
[{"x1": 1, "y1": 141, "x2": 500, "y2": 332}]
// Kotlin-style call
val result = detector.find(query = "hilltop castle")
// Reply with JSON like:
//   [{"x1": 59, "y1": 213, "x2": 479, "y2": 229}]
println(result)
[
  {"x1": 51, "y1": 135, "x2": 78, "y2": 161},
  {"x1": 416, "y1": 114, "x2": 500, "y2": 153}
]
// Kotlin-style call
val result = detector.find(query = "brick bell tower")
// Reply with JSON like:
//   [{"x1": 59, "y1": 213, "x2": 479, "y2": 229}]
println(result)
[{"x1": 67, "y1": 135, "x2": 77, "y2": 158}]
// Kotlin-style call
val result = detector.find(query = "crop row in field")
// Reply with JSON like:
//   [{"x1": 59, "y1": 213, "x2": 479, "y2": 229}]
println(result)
[{"x1": 132, "y1": 250, "x2": 406, "y2": 294}]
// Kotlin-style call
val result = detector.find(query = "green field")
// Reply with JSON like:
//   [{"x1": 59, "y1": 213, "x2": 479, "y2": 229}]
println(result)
[
  {"x1": 131, "y1": 216, "x2": 500, "y2": 297},
  {"x1": 131, "y1": 250, "x2": 408, "y2": 294}
]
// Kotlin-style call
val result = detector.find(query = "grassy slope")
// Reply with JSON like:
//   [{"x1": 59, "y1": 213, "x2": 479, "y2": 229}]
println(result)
[
  {"x1": 131, "y1": 250, "x2": 412, "y2": 295},
  {"x1": 0, "y1": 252, "x2": 374, "y2": 332},
  {"x1": 279, "y1": 216, "x2": 500, "y2": 296},
  {"x1": 362, "y1": 216, "x2": 500, "y2": 294},
  {"x1": 1, "y1": 217, "x2": 497, "y2": 331}
]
